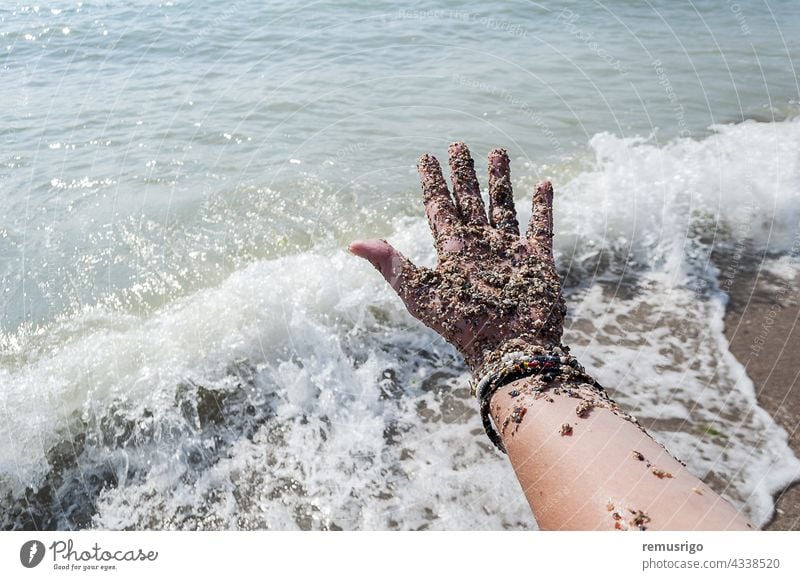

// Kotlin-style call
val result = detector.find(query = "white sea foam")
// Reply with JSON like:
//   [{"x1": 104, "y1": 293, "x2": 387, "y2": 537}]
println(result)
[
  {"x1": 2, "y1": 118, "x2": 800, "y2": 529},
  {"x1": 0, "y1": 242, "x2": 527, "y2": 530},
  {"x1": 549, "y1": 118, "x2": 800, "y2": 525}
]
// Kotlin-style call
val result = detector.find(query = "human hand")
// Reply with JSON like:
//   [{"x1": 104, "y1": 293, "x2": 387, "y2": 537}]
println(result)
[{"x1": 349, "y1": 142, "x2": 566, "y2": 373}]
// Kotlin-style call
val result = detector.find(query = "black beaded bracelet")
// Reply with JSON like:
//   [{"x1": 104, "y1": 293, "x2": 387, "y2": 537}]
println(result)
[{"x1": 470, "y1": 350, "x2": 601, "y2": 453}]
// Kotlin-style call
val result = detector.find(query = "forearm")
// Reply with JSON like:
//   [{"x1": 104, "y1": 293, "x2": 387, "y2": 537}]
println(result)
[{"x1": 490, "y1": 377, "x2": 754, "y2": 530}]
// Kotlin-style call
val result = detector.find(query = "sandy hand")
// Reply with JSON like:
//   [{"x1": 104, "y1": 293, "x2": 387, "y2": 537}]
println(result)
[{"x1": 349, "y1": 142, "x2": 566, "y2": 373}]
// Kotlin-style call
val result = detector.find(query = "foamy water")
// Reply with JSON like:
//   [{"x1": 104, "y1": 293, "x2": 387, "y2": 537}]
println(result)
[{"x1": 2, "y1": 1, "x2": 800, "y2": 529}]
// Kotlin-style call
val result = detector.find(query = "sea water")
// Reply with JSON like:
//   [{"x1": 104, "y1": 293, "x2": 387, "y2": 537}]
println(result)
[{"x1": 1, "y1": 0, "x2": 800, "y2": 529}]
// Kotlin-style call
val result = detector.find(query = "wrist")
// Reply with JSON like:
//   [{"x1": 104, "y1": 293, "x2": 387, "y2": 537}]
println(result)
[
  {"x1": 469, "y1": 344, "x2": 590, "y2": 452},
  {"x1": 479, "y1": 358, "x2": 646, "y2": 457},
  {"x1": 469, "y1": 336, "x2": 566, "y2": 377}
]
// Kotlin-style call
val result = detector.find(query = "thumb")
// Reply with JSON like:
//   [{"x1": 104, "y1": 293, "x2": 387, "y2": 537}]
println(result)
[{"x1": 348, "y1": 238, "x2": 415, "y2": 291}]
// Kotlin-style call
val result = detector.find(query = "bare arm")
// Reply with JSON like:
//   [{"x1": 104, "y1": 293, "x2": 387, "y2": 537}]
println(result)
[
  {"x1": 350, "y1": 142, "x2": 753, "y2": 530},
  {"x1": 492, "y1": 377, "x2": 752, "y2": 530}
]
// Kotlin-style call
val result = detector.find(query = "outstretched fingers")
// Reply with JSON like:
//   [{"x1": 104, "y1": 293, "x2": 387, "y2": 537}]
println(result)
[
  {"x1": 527, "y1": 180, "x2": 554, "y2": 256},
  {"x1": 448, "y1": 142, "x2": 488, "y2": 226},
  {"x1": 487, "y1": 148, "x2": 520, "y2": 235},
  {"x1": 417, "y1": 154, "x2": 462, "y2": 253}
]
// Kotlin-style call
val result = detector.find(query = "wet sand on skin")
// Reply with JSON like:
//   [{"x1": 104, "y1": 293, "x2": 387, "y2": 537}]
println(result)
[{"x1": 722, "y1": 257, "x2": 800, "y2": 530}]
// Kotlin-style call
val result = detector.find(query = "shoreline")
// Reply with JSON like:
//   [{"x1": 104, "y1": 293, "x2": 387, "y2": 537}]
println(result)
[{"x1": 722, "y1": 256, "x2": 800, "y2": 530}]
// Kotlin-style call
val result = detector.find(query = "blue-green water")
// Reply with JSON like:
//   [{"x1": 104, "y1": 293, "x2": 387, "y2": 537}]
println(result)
[{"x1": 1, "y1": 1, "x2": 799, "y2": 530}]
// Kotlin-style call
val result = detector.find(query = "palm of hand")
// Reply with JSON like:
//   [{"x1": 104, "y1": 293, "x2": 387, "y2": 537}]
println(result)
[{"x1": 351, "y1": 142, "x2": 565, "y2": 372}]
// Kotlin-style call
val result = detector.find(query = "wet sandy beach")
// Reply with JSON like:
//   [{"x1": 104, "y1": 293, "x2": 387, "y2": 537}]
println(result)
[{"x1": 723, "y1": 257, "x2": 800, "y2": 529}]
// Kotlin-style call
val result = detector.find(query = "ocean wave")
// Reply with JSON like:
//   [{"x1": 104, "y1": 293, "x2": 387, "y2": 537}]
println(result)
[{"x1": 2, "y1": 118, "x2": 800, "y2": 529}]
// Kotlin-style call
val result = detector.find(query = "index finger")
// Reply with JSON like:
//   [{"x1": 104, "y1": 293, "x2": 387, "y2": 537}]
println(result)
[{"x1": 418, "y1": 153, "x2": 460, "y2": 253}]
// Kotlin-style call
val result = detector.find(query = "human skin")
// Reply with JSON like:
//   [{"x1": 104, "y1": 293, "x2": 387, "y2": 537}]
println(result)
[{"x1": 349, "y1": 142, "x2": 753, "y2": 530}]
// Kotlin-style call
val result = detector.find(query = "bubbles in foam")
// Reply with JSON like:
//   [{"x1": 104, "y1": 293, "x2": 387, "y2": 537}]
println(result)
[
  {"x1": 551, "y1": 118, "x2": 800, "y2": 525},
  {"x1": 2, "y1": 118, "x2": 800, "y2": 529},
  {"x1": 0, "y1": 241, "x2": 526, "y2": 530}
]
